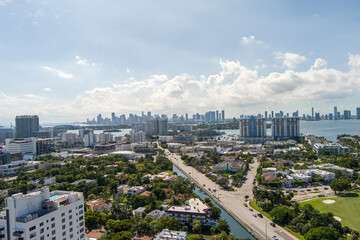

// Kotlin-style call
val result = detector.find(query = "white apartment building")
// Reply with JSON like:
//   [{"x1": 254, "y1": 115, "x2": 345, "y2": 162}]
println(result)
[
  {"x1": 0, "y1": 160, "x2": 41, "y2": 176},
  {"x1": 0, "y1": 188, "x2": 85, "y2": 240},
  {"x1": 165, "y1": 198, "x2": 211, "y2": 225},
  {"x1": 131, "y1": 131, "x2": 146, "y2": 143},
  {"x1": 5, "y1": 138, "x2": 36, "y2": 155},
  {"x1": 154, "y1": 229, "x2": 187, "y2": 240},
  {"x1": 159, "y1": 136, "x2": 174, "y2": 143},
  {"x1": 83, "y1": 134, "x2": 97, "y2": 147},
  {"x1": 271, "y1": 117, "x2": 300, "y2": 138},
  {"x1": 291, "y1": 169, "x2": 336, "y2": 183}
]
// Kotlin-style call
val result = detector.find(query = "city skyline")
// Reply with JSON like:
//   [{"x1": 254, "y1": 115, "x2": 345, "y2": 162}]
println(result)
[{"x1": 1, "y1": 1, "x2": 360, "y2": 124}]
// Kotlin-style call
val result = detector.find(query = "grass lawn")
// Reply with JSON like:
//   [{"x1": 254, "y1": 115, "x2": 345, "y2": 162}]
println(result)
[{"x1": 300, "y1": 192, "x2": 360, "y2": 232}]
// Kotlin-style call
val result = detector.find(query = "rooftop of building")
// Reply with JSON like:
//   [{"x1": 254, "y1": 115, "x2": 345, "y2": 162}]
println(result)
[
  {"x1": 3, "y1": 188, "x2": 83, "y2": 222},
  {"x1": 155, "y1": 229, "x2": 187, "y2": 240},
  {"x1": 166, "y1": 198, "x2": 210, "y2": 215}
]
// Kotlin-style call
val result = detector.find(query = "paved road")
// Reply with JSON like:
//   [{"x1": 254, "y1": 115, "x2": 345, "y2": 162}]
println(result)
[{"x1": 164, "y1": 150, "x2": 298, "y2": 240}]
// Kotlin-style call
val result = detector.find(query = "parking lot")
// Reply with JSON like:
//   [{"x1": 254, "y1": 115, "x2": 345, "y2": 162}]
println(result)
[{"x1": 282, "y1": 186, "x2": 335, "y2": 201}]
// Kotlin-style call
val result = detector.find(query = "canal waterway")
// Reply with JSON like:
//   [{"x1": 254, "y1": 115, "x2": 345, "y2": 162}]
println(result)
[{"x1": 172, "y1": 165, "x2": 254, "y2": 239}]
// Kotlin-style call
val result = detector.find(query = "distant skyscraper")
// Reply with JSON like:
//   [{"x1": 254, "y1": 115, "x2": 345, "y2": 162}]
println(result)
[
  {"x1": 185, "y1": 113, "x2": 188, "y2": 121},
  {"x1": 111, "y1": 112, "x2": 116, "y2": 122},
  {"x1": 157, "y1": 118, "x2": 168, "y2": 135},
  {"x1": 334, "y1": 106, "x2": 338, "y2": 120},
  {"x1": 15, "y1": 115, "x2": 39, "y2": 138},
  {"x1": 271, "y1": 111, "x2": 274, "y2": 118},
  {"x1": 221, "y1": 110, "x2": 225, "y2": 121},
  {"x1": 265, "y1": 111, "x2": 268, "y2": 120},
  {"x1": 216, "y1": 110, "x2": 219, "y2": 121},
  {"x1": 312, "y1": 107, "x2": 314, "y2": 120},
  {"x1": 97, "y1": 114, "x2": 102, "y2": 124},
  {"x1": 239, "y1": 117, "x2": 266, "y2": 138},
  {"x1": 147, "y1": 111, "x2": 152, "y2": 120},
  {"x1": 357, "y1": 107, "x2": 360, "y2": 119},
  {"x1": 344, "y1": 110, "x2": 351, "y2": 119},
  {"x1": 292, "y1": 111, "x2": 299, "y2": 117}
]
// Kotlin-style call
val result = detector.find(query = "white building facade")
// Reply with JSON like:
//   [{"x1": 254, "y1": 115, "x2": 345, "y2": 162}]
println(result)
[
  {"x1": 0, "y1": 188, "x2": 85, "y2": 240},
  {"x1": 5, "y1": 138, "x2": 36, "y2": 155}
]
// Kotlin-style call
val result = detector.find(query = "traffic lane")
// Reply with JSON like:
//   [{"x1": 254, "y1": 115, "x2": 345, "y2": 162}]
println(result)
[{"x1": 166, "y1": 153, "x2": 295, "y2": 240}]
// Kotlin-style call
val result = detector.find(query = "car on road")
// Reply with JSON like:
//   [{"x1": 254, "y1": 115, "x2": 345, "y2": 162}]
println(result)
[
  {"x1": 307, "y1": 189, "x2": 311, "y2": 191},
  {"x1": 252, "y1": 214, "x2": 257, "y2": 217},
  {"x1": 292, "y1": 190, "x2": 298, "y2": 192},
  {"x1": 203, "y1": 184, "x2": 206, "y2": 187},
  {"x1": 324, "y1": 187, "x2": 329, "y2": 190},
  {"x1": 272, "y1": 236, "x2": 278, "y2": 240},
  {"x1": 249, "y1": 208, "x2": 253, "y2": 212},
  {"x1": 245, "y1": 195, "x2": 249, "y2": 199},
  {"x1": 257, "y1": 213, "x2": 263, "y2": 218},
  {"x1": 300, "y1": 190, "x2": 305, "y2": 192},
  {"x1": 270, "y1": 222, "x2": 276, "y2": 227}
]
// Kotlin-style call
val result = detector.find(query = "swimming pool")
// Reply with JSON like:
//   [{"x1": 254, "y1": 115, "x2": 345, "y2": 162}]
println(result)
[{"x1": 49, "y1": 194, "x2": 62, "y2": 200}]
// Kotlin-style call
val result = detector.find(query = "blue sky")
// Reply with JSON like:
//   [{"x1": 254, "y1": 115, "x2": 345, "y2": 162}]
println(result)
[{"x1": 1, "y1": 0, "x2": 360, "y2": 124}]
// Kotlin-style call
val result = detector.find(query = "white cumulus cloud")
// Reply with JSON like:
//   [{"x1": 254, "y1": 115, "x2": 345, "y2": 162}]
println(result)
[
  {"x1": 275, "y1": 52, "x2": 307, "y2": 69},
  {"x1": 2, "y1": 55, "x2": 360, "y2": 122},
  {"x1": 44, "y1": 88, "x2": 52, "y2": 92},
  {"x1": 41, "y1": 66, "x2": 74, "y2": 79},
  {"x1": 311, "y1": 58, "x2": 328, "y2": 70},
  {"x1": 241, "y1": 35, "x2": 264, "y2": 46}
]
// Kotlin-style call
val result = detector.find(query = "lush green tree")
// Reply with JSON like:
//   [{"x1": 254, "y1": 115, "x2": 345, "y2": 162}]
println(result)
[
  {"x1": 330, "y1": 179, "x2": 351, "y2": 194},
  {"x1": 170, "y1": 177, "x2": 195, "y2": 195},
  {"x1": 304, "y1": 226, "x2": 341, "y2": 240},
  {"x1": 111, "y1": 231, "x2": 133, "y2": 240},
  {"x1": 270, "y1": 206, "x2": 294, "y2": 225},
  {"x1": 214, "y1": 231, "x2": 241, "y2": 240},
  {"x1": 165, "y1": 217, "x2": 181, "y2": 231},
  {"x1": 192, "y1": 219, "x2": 202, "y2": 233},
  {"x1": 85, "y1": 210, "x2": 106, "y2": 231},
  {"x1": 355, "y1": 176, "x2": 360, "y2": 188},
  {"x1": 216, "y1": 219, "x2": 231, "y2": 234},
  {"x1": 211, "y1": 206, "x2": 222, "y2": 220}
]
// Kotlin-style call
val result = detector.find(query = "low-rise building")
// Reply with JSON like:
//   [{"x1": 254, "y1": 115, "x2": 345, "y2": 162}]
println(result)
[
  {"x1": 154, "y1": 229, "x2": 187, "y2": 240},
  {"x1": 108, "y1": 151, "x2": 136, "y2": 159},
  {"x1": 86, "y1": 199, "x2": 112, "y2": 211},
  {"x1": 310, "y1": 164, "x2": 354, "y2": 175},
  {"x1": 0, "y1": 160, "x2": 40, "y2": 176},
  {"x1": 313, "y1": 143, "x2": 349, "y2": 155},
  {"x1": 94, "y1": 144, "x2": 116, "y2": 154},
  {"x1": 147, "y1": 210, "x2": 165, "y2": 219},
  {"x1": 282, "y1": 175, "x2": 295, "y2": 187},
  {"x1": 133, "y1": 207, "x2": 146, "y2": 216},
  {"x1": 5, "y1": 138, "x2": 36, "y2": 155},
  {"x1": 165, "y1": 198, "x2": 211, "y2": 225},
  {"x1": 212, "y1": 160, "x2": 245, "y2": 173},
  {"x1": 290, "y1": 169, "x2": 336, "y2": 183},
  {"x1": 72, "y1": 179, "x2": 96, "y2": 186},
  {"x1": 127, "y1": 186, "x2": 145, "y2": 196}
]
